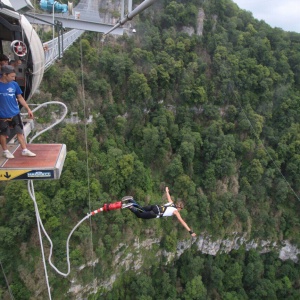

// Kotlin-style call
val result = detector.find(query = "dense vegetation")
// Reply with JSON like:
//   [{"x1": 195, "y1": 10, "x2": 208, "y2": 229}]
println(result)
[
  {"x1": 99, "y1": 248, "x2": 300, "y2": 300},
  {"x1": 1, "y1": 0, "x2": 300, "y2": 298}
]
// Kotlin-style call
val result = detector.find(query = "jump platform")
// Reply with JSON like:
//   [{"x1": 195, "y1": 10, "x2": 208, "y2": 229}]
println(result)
[{"x1": 0, "y1": 144, "x2": 66, "y2": 181}]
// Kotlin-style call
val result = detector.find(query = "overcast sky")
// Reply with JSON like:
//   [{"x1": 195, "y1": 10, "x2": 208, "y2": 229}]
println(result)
[{"x1": 233, "y1": 0, "x2": 300, "y2": 33}]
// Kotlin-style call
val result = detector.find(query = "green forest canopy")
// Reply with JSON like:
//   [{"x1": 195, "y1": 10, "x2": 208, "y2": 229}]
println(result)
[{"x1": 1, "y1": 0, "x2": 300, "y2": 298}]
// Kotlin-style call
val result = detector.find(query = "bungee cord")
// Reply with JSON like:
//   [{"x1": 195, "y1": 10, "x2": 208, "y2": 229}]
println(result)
[
  {"x1": 79, "y1": 36, "x2": 97, "y2": 291},
  {"x1": 0, "y1": 259, "x2": 15, "y2": 300},
  {"x1": 29, "y1": 180, "x2": 52, "y2": 299},
  {"x1": 25, "y1": 100, "x2": 68, "y2": 299},
  {"x1": 3, "y1": 0, "x2": 185, "y2": 298},
  {"x1": 26, "y1": 101, "x2": 68, "y2": 142},
  {"x1": 28, "y1": 180, "x2": 91, "y2": 277},
  {"x1": 15, "y1": 36, "x2": 99, "y2": 298},
  {"x1": 27, "y1": 182, "x2": 121, "y2": 280}
]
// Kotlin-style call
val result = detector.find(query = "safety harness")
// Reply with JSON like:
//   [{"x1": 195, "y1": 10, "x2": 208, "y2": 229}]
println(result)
[{"x1": 156, "y1": 203, "x2": 177, "y2": 218}]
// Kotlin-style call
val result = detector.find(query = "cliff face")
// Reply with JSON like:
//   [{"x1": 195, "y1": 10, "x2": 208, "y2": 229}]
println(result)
[
  {"x1": 67, "y1": 234, "x2": 300, "y2": 299},
  {"x1": 179, "y1": 235, "x2": 300, "y2": 261}
]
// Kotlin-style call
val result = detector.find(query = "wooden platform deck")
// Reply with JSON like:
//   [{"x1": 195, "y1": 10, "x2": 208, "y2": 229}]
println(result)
[{"x1": 0, "y1": 144, "x2": 66, "y2": 181}]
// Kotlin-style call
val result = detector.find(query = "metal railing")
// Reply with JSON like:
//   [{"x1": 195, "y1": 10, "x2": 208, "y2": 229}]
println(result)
[{"x1": 43, "y1": 29, "x2": 84, "y2": 70}]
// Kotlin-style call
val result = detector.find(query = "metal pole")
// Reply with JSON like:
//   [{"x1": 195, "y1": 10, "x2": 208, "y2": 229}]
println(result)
[
  {"x1": 121, "y1": 0, "x2": 125, "y2": 19},
  {"x1": 57, "y1": 22, "x2": 61, "y2": 58},
  {"x1": 52, "y1": 1, "x2": 55, "y2": 40},
  {"x1": 61, "y1": 25, "x2": 64, "y2": 58},
  {"x1": 128, "y1": 0, "x2": 132, "y2": 13},
  {"x1": 103, "y1": 0, "x2": 157, "y2": 36}
]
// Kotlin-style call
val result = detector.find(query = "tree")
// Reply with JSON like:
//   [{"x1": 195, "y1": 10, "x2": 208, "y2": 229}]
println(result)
[
  {"x1": 59, "y1": 126, "x2": 78, "y2": 151},
  {"x1": 174, "y1": 174, "x2": 196, "y2": 199},
  {"x1": 10, "y1": 281, "x2": 31, "y2": 300},
  {"x1": 162, "y1": 230, "x2": 177, "y2": 252},
  {"x1": 59, "y1": 68, "x2": 78, "y2": 90},
  {"x1": 62, "y1": 44, "x2": 81, "y2": 68},
  {"x1": 142, "y1": 125, "x2": 160, "y2": 165},
  {"x1": 210, "y1": 265, "x2": 224, "y2": 291},
  {"x1": 179, "y1": 141, "x2": 195, "y2": 173},
  {"x1": 152, "y1": 269, "x2": 177, "y2": 300},
  {"x1": 248, "y1": 279, "x2": 277, "y2": 299},
  {"x1": 182, "y1": 275, "x2": 207, "y2": 300},
  {"x1": 223, "y1": 262, "x2": 243, "y2": 290},
  {"x1": 127, "y1": 72, "x2": 151, "y2": 105},
  {"x1": 166, "y1": 155, "x2": 184, "y2": 181},
  {"x1": 130, "y1": 273, "x2": 154, "y2": 299},
  {"x1": 246, "y1": 159, "x2": 264, "y2": 183},
  {"x1": 162, "y1": 1, "x2": 185, "y2": 27}
]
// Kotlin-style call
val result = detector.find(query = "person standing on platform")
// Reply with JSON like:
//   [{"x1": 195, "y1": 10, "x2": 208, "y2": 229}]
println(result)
[{"x1": 0, "y1": 65, "x2": 36, "y2": 159}]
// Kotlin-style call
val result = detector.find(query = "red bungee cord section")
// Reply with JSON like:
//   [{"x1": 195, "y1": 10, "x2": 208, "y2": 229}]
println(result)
[{"x1": 89, "y1": 201, "x2": 122, "y2": 216}]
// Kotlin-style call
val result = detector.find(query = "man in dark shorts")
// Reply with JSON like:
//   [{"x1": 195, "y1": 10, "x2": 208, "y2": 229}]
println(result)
[{"x1": 0, "y1": 65, "x2": 36, "y2": 159}]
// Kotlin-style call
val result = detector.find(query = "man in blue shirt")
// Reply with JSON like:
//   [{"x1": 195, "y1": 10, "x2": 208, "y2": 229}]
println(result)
[{"x1": 0, "y1": 65, "x2": 36, "y2": 158}]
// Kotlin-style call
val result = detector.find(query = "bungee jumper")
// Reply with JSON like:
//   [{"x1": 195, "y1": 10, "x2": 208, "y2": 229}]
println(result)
[
  {"x1": 31, "y1": 187, "x2": 196, "y2": 278},
  {"x1": 89, "y1": 187, "x2": 196, "y2": 236},
  {"x1": 121, "y1": 187, "x2": 197, "y2": 237}
]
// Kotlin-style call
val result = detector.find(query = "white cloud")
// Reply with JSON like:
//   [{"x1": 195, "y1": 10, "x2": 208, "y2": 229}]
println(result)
[{"x1": 233, "y1": 0, "x2": 300, "y2": 32}]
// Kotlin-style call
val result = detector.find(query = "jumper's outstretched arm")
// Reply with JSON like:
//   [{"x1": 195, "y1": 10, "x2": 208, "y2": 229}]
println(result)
[
  {"x1": 165, "y1": 186, "x2": 173, "y2": 203},
  {"x1": 173, "y1": 210, "x2": 197, "y2": 237},
  {"x1": 165, "y1": 187, "x2": 197, "y2": 237}
]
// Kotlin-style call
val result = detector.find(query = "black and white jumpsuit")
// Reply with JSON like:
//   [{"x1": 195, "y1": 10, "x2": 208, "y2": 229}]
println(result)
[{"x1": 129, "y1": 202, "x2": 177, "y2": 219}]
